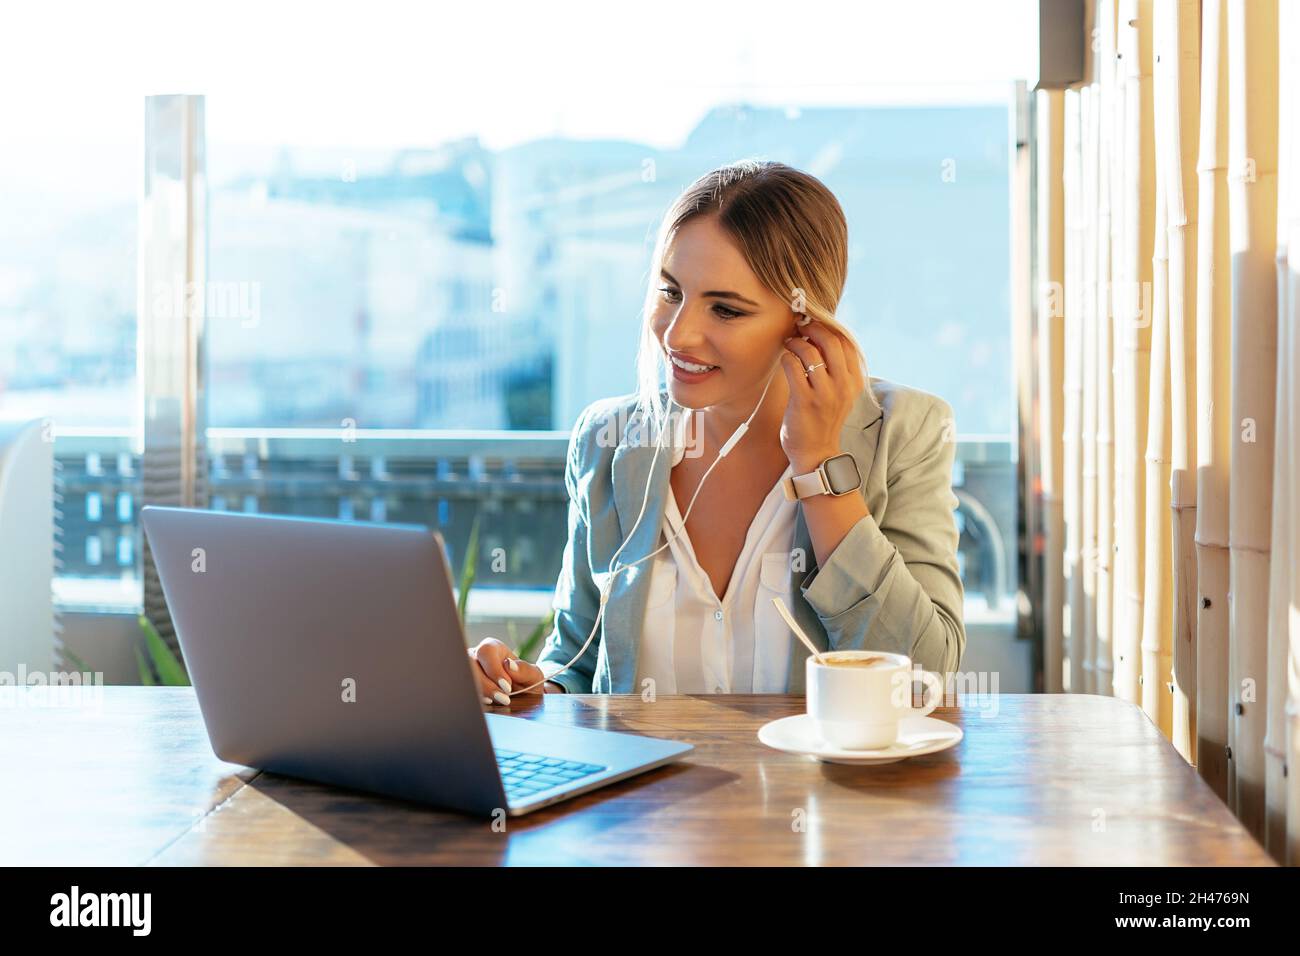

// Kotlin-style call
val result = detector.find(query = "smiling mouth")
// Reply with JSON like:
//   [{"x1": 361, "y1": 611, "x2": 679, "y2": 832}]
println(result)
[{"x1": 669, "y1": 354, "x2": 719, "y2": 373}]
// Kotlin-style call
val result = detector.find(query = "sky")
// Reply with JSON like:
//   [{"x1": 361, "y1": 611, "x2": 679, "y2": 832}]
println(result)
[{"x1": 0, "y1": 0, "x2": 1037, "y2": 197}]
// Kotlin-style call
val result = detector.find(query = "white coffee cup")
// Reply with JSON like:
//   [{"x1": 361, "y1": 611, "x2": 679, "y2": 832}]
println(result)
[{"x1": 806, "y1": 650, "x2": 945, "y2": 750}]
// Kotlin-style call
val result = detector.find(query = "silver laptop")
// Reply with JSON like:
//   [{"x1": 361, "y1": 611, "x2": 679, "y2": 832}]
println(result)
[{"x1": 139, "y1": 505, "x2": 692, "y2": 817}]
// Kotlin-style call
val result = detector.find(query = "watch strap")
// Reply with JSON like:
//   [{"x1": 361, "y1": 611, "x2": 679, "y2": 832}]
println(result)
[{"x1": 780, "y1": 467, "x2": 830, "y2": 501}]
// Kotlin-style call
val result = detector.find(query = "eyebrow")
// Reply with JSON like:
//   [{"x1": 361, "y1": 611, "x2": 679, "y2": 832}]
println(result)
[{"x1": 660, "y1": 269, "x2": 761, "y2": 308}]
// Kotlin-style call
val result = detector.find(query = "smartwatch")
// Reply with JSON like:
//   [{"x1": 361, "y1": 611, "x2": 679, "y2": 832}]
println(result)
[{"x1": 780, "y1": 452, "x2": 862, "y2": 501}]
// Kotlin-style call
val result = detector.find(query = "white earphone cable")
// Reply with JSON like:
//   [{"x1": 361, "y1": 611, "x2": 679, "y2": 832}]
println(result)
[{"x1": 509, "y1": 360, "x2": 781, "y2": 694}]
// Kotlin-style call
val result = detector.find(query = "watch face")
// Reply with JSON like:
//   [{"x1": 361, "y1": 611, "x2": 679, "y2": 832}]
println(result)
[{"x1": 823, "y1": 453, "x2": 862, "y2": 495}]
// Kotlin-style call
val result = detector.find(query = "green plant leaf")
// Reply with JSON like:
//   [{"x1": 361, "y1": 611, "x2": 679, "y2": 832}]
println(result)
[
  {"x1": 456, "y1": 512, "x2": 481, "y2": 627},
  {"x1": 514, "y1": 609, "x2": 555, "y2": 663},
  {"x1": 134, "y1": 643, "x2": 157, "y2": 686},
  {"x1": 138, "y1": 614, "x2": 190, "y2": 686},
  {"x1": 61, "y1": 647, "x2": 92, "y2": 674}
]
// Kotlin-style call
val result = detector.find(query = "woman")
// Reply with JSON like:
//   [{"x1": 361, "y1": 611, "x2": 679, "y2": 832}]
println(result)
[{"x1": 467, "y1": 160, "x2": 965, "y2": 704}]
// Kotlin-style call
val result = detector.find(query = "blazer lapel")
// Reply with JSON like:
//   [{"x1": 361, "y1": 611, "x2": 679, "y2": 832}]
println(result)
[{"x1": 605, "y1": 398, "x2": 673, "y2": 693}]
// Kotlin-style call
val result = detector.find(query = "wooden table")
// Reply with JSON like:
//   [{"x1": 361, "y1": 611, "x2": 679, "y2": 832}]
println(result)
[{"x1": 0, "y1": 687, "x2": 1273, "y2": 865}]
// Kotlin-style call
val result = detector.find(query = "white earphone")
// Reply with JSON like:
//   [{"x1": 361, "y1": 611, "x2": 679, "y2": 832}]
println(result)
[{"x1": 509, "y1": 356, "x2": 784, "y2": 694}]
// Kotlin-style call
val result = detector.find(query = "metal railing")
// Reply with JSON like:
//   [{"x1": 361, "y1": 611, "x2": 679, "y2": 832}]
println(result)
[{"x1": 52, "y1": 428, "x2": 1015, "y2": 615}]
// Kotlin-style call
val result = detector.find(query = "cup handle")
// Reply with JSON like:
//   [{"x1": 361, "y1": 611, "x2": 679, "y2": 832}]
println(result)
[{"x1": 912, "y1": 670, "x2": 945, "y2": 717}]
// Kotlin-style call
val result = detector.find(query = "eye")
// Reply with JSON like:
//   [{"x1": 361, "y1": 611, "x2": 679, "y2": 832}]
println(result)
[{"x1": 658, "y1": 286, "x2": 745, "y2": 321}]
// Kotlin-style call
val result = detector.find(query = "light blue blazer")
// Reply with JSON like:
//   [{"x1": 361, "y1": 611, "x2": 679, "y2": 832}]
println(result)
[{"x1": 537, "y1": 378, "x2": 966, "y2": 694}]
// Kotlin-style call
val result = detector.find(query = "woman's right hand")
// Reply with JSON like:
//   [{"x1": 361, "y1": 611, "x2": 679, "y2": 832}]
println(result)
[{"x1": 466, "y1": 637, "x2": 562, "y2": 705}]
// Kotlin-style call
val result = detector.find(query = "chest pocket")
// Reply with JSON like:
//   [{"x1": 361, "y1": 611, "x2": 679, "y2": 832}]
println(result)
[{"x1": 751, "y1": 551, "x2": 796, "y2": 692}]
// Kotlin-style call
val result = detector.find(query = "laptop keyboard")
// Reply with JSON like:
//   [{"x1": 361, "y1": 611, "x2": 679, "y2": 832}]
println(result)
[{"x1": 495, "y1": 748, "x2": 607, "y2": 801}]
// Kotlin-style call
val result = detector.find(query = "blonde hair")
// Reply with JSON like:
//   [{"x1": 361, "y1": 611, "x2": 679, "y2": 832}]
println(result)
[{"x1": 633, "y1": 159, "x2": 868, "y2": 440}]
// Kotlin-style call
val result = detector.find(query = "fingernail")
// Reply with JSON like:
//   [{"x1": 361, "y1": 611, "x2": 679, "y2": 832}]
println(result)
[
  {"x1": 481, "y1": 696, "x2": 492, "y2": 706},
  {"x1": 493, "y1": 691, "x2": 511, "y2": 706},
  {"x1": 497, "y1": 677, "x2": 512, "y2": 693},
  {"x1": 506, "y1": 658, "x2": 520, "y2": 672},
  {"x1": 800, "y1": 335, "x2": 810, "y2": 342},
  {"x1": 783, "y1": 336, "x2": 792, "y2": 343}
]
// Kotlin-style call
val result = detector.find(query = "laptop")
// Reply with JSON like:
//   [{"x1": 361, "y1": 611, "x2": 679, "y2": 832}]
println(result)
[{"x1": 139, "y1": 505, "x2": 693, "y2": 817}]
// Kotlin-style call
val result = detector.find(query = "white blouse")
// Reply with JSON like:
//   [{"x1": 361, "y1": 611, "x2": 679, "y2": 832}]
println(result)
[{"x1": 633, "y1": 462, "x2": 799, "y2": 694}]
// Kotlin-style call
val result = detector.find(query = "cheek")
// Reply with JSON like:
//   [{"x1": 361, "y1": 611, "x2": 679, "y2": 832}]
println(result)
[{"x1": 735, "y1": 328, "x2": 780, "y2": 362}]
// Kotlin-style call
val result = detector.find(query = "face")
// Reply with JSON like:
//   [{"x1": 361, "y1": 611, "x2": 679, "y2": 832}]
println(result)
[{"x1": 650, "y1": 214, "x2": 797, "y2": 410}]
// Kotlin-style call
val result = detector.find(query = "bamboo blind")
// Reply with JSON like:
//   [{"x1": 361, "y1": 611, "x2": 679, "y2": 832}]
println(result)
[{"x1": 1032, "y1": 0, "x2": 1297, "y2": 864}]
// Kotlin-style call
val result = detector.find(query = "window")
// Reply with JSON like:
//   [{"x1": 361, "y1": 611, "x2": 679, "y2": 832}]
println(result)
[
  {"x1": 2, "y1": 1, "x2": 1033, "y2": 614},
  {"x1": 0, "y1": 75, "x2": 141, "y2": 607}
]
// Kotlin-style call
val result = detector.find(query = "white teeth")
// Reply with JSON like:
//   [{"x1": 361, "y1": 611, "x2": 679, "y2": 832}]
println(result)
[{"x1": 671, "y1": 355, "x2": 716, "y2": 373}]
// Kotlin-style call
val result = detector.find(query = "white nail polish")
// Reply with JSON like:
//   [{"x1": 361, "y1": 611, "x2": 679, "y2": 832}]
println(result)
[
  {"x1": 497, "y1": 677, "x2": 512, "y2": 693},
  {"x1": 493, "y1": 691, "x2": 511, "y2": 706},
  {"x1": 481, "y1": 696, "x2": 492, "y2": 706},
  {"x1": 507, "y1": 658, "x2": 520, "y2": 672}
]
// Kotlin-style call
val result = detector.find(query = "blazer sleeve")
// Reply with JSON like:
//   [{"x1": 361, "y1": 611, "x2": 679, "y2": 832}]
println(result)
[
  {"x1": 535, "y1": 405, "x2": 603, "y2": 693},
  {"x1": 796, "y1": 398, "x2": 966, "y2": 675}
]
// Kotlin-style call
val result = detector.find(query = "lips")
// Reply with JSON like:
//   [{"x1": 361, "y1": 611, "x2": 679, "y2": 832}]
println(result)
[
  {"x1": 670, "y1": 348, "x2": 722, "y2": 382},
  {"x1": 668, "y1": 351, "x2": 719, "y2": 371}
]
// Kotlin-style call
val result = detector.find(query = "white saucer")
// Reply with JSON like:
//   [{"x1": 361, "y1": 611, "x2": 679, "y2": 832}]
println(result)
[{"x1": 757, "y1": 713, "x2": 963, "y2": 765}]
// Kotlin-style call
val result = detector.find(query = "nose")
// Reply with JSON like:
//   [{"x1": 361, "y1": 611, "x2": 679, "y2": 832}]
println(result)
[{"x1": 660, "y1": 298, "x2": 710, "y2": 351}]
